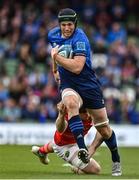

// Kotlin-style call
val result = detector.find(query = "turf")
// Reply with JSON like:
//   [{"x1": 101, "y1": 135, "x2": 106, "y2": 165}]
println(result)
[{"x1": 0, "y1": 145, "x2": 139, "y2": 179}]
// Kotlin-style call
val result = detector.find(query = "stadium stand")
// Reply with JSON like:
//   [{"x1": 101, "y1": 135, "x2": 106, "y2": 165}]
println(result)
[{"x1": 0, "y1": 0, "x2": 139, "y2": 124}]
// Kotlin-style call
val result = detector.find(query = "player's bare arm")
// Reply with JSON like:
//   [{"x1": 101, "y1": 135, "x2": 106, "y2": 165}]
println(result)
[
  {"x1": 53, "y1": 68, "x2": 60, "y2": 85},
  {"x1": 88, "y1": 131, "x2": 103, "y2": 158},
  {"x1": 56, "y1": 102, "x2": 68, "y2": 133},
  {"x1": 51, "y1": 56, "x2": 59, "y2": 82},
  {"x1": 52, "y1": 60, "x2": 57, "y2": 74},
  {"x1": 51, "y1": 46, "x2": 85, "y2": 74}
]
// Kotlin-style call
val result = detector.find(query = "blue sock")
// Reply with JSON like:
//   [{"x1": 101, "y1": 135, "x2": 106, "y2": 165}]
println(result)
[
  {"x1": 104, "y1": 131, "x2": 120, "y2": 162},
  {"x1": 68, "y1": 115, "x2": 87, "y2": 150}
]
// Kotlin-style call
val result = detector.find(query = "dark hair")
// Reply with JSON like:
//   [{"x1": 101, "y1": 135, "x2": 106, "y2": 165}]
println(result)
[{"x1": 58, "y1": 8, "x2": 77, "y2": 25}]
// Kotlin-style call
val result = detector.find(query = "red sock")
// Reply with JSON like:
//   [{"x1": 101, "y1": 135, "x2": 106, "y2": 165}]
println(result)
[{"x1": 39, "y1": 143, "x2": 50, "y2": 154}]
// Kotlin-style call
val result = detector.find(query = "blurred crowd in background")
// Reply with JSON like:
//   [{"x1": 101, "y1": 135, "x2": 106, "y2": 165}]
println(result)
[{"x1": 0, "y1": 0, "x2": 139, "y2": 124}]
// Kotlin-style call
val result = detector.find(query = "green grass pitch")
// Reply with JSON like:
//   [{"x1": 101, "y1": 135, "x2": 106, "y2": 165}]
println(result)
[{"x1": 0, "y1": 145, "x2": 139, "y2": 179}]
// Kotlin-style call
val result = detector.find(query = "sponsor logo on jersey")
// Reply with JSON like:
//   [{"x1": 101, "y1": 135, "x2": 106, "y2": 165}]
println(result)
[{"x1": 76, "y1": 42, "x2": 86, "y2": 50}]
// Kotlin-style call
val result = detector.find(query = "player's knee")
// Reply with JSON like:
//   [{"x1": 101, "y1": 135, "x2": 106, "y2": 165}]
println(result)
[
  {"x1": 94, "y1": 164, "x2": 101, "y2": 174},
  {"x1": 83, "y1": 159, "x2": 101, "y2": 174},
  {"x1": 66, "y1": 99, "x2": 79, "y2": 111},
  {"x1": 85, "y1": 164, "x2": 101, "y2": 174},
  {"x1": 89, "y1": 163, "x2": 101, "y2": 174}
]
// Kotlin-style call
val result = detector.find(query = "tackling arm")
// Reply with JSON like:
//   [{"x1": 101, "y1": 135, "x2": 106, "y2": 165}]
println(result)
[
  {"x1": 56, "y1": 102, "x2": 68, "y2": 133},
  {"x1": 88, "y1": 131, "x2": 104, "y2": 157}
]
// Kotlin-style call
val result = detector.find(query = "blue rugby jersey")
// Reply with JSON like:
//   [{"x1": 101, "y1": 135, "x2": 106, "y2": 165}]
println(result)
[{"x1": 48, "y1": 27, "x2": 104, "y2": 108}]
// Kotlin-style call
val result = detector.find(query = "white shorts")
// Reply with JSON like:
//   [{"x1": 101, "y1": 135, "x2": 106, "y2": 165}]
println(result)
[{"x1": 52, "y1": 142, "x2": 89, "y2": 170}]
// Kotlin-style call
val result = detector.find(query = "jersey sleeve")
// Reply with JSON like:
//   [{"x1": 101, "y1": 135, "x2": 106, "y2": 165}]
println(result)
[
  {"x1": 72, "y1": 32, "x2": 87, "y2": 57},
  {"x1": 47, "y1": 27, "x2": 60, "y2": 47}
]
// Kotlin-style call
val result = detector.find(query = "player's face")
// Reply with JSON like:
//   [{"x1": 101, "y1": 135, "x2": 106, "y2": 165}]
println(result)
[{"x1": 60, "y1": 21, "x2": 75, "y2": 38}]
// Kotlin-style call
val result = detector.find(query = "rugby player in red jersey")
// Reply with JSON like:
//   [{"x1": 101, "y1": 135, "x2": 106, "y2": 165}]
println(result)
[{"x1": 32, "y1": 102, "x2": 102, "y2": 174}]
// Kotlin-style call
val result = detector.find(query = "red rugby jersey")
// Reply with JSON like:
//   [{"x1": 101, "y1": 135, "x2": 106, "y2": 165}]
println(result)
[{"x1": 54, "y1": 113, "x2": 93, "y2": 146}]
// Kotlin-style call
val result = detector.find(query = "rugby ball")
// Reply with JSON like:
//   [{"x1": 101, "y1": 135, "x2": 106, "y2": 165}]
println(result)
[{"x1": 58, "y1": 45, "x2": 73, "y2": 58}]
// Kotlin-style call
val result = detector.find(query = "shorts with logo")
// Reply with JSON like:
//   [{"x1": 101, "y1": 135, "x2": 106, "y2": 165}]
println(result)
[
  {"x1": 60, "y1": 83, "x2": 105, "y2": 109},
  {"x1": 52, "y1": 142, "x2": 89, "y2": 169}
]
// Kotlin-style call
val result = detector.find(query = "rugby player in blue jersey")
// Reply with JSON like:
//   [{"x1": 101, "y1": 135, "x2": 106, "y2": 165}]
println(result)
[{"x1": 48, "y1": 8, "x2": 122, "y2": 176}]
